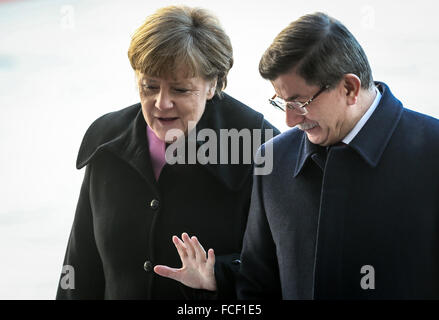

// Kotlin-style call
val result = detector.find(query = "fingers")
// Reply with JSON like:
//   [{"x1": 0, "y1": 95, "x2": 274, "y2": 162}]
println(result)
[
  {"x1": 206, "y1": 248, "x2": 215, "y2": 271},
  {"x1": 179, "y1": 233, "x2": 209, "y2": 265},
  {"x1": 172, "y1": 235, "x2": 188, "y2": 263},
  {"x1": 173, "y1": 233, "x2": 198, "y2": 265},
  {"x1": 153, "y1": 265, "x2": 181, "y2": 282},
  {"x1": 181, "y1": 233, "x2": 196, "y2": 260},
  {"x1": 191, "y1": 236, "x2": 207, "y2": 264},
  {"x1": 175, "y1": 232, "x2": 216, "y2": 267}
]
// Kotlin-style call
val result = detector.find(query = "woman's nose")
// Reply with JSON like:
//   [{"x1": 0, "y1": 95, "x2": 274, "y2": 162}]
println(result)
[{"x1": 155, "y1": 89, "x2": 174, "y2": 110}]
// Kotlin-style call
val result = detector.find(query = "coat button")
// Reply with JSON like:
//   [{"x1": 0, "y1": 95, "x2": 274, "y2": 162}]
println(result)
[
  {"x1": 150, "y1": 199, "x2": 160, "y2": 210},
  {"x1": 144, "y1": 261, "x2": 153, "y2": 272},
  {"x1": 232, "y1": 259, "x2": 241, "y2": 265}
]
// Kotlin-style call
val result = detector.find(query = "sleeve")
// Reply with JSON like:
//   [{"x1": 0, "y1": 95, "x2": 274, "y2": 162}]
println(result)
[
  {"x1": 236, "y1": 147, "x2": 282, "y2": 299},
  {"x1": 180, "y1": 253, "x2": 241, "y2": 300},
  {"x1": 213, "y1": 254, "x2": 242, "y2": 299},
  {"x1": 56, "y1": 164, "x2": 105, "y2": 299}
]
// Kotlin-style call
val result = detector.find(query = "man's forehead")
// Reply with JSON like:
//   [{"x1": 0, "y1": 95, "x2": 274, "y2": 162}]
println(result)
[{"x1": 271, "y1": 75, "x2": 308, "y2": 101}]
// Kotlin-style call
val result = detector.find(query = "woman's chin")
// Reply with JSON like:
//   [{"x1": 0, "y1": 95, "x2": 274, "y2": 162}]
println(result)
[{"x1": 153, "y1": 127, "x2": 185, "y2": 143}]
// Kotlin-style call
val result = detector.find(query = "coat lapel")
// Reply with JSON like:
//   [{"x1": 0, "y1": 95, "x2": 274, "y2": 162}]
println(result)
[
  {"x1": 348, "y1": 82, "x2": 403, "y2": 167},
  {"x1": 76, "y1": 105, "x2": 157, "y2": 191},
  {"x1": 183, "y1": 93, "x2": 271, "y2": 191},
  {"x1": 107, "y1": 110, "x2": 157, "y2": 190}
]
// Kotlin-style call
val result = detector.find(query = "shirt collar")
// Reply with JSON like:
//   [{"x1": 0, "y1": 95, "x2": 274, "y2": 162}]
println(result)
[{"x1": 342, "y1": 86, "x2": 382, "y2": 144}]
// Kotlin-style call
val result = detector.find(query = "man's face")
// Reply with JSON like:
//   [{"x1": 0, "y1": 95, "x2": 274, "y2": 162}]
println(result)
[
  {"x1": 271, "y1": 69, "x2": 350, "y2": 146},
  {"x1": 138, "y1": 70, "x2": 216, "y2": 142}
]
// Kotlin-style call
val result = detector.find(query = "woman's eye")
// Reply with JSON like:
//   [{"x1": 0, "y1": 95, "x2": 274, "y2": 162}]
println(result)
[
  {"x1": 143, "y1": 85, "x2": 158, "y2": 90},
  {"x1": 173, "y1": 88, "x2": 189, "y2": 94},
  {"x1": 141, "y1": 85, "x2": 159, "y2": 94}
]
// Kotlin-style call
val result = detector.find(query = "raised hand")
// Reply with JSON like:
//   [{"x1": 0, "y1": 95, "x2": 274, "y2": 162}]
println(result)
[{"x1": 153, "y1": 232, "x2": 217, "y2": 291}]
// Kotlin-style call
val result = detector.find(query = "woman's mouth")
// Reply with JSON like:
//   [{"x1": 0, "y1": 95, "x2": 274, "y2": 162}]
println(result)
[{"x1": 157, "y1": 116, "x2": 179, "y2": 125}]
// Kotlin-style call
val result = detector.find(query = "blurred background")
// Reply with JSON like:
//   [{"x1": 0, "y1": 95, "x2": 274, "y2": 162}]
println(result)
[{"x1": 0, "y1": 0, "x2": 438, "y2": 299}]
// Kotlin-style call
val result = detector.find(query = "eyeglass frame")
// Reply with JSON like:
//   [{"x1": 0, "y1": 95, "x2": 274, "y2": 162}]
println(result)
[{"x1": 269, "y1": 84, "x2": 330, "y2": 115}]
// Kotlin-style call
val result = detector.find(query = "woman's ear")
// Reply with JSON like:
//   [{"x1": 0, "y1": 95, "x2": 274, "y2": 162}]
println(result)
[{"x1": 207, "y1": 79, "x2": 217, "y2": 100}]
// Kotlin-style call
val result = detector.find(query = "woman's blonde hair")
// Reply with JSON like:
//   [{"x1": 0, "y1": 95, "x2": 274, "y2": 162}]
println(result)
[{"x1": 128, "y1": 5, "x2": 233, "y2": 97}]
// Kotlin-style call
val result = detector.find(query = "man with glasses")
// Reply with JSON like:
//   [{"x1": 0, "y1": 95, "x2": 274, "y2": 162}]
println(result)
[
  {"x1": 235, "y1": 12, "x2": 439, "y2": 299},
  {"x1": 269, "y1": 85, "x2": 329, "y2": 114},
  {"x1": 155, "y1": 12, "x2": 439, "y2": 299}
]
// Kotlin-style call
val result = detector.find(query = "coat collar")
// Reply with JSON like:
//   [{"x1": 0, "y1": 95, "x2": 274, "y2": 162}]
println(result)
[
  {"x1": 76, "y1": 105, "x2": 157, "y2": 191},
  {"x1": 293, "y1": 82, "x2": 404, "y2": 177},
  {"x1": 190, "y1": 94, "x2": 263, "y2": 191},
  {"x1": 76, "y1": 93, "x2": 268, "y2": 191}
]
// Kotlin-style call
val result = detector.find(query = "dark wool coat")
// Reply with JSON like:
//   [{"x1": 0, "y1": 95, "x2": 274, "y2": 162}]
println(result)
[
  {"x1": 238, "y1": 82, "x2": 439, "y2": 299},
  {"x1": 56, "y1": 93, "x2": 279, "y2": 299}
]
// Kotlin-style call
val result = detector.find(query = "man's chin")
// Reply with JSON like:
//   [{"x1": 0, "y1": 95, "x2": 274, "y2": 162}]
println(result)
[
  {"x1": 304, "y1": 128, "x2": 323, "y2": 145},
  {"x1": 306, "y1": 134, "x2": 321, "y2": 145}
]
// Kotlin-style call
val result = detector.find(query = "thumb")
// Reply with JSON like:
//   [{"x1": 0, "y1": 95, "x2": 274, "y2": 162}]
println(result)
[{"x1": 153, "y1": 265, "x2": 182, "y2": 281}]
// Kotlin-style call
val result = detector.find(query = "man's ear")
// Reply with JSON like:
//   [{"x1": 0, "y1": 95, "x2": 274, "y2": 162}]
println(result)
[
  {"x1": 343, "y1": 74, "x2": 361, "y2": 105},
  {"x1": 207, "y1": 79, "x2": 217, "y2": 100}
]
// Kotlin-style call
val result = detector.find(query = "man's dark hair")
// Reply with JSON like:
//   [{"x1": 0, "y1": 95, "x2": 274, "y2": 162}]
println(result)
[{"x1": 259, "y1": 12, "x2": 374, "y2": 89}]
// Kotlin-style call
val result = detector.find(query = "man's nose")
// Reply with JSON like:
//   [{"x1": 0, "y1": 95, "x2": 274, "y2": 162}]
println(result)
[
  {"x1": 155, "y1": 89, "x2": 174, "y2": 110},
  {"x1": 285, "y1": 108, "x2": 304, "y2": 127}
]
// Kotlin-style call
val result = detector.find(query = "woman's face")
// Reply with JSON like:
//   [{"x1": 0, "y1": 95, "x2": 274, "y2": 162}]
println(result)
[{"x1": 138, "y1": 70, "x2": 216, "y2": 142}]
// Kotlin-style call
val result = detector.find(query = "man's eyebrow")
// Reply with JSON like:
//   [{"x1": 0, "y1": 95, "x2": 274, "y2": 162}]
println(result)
[
  {"x1": 285, "y1": 94, "x2": 301, "y2": 101},
  {"x1": 277, "y1": 93, "x2": 302, "y2": 101}
]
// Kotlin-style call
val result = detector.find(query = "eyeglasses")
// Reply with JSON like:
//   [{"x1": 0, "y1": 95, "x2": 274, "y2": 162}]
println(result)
[{"x1": 269, "y1": 85, "x2": 330, "y2": 115}]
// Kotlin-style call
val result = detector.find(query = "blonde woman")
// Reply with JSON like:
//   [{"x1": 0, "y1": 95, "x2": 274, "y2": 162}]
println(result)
[{"x1": 56, "y1": 5, "x2": 278, "y2": 299}]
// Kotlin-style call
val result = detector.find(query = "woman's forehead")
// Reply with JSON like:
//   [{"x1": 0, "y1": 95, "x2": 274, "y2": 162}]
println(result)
[
  {"x1": 139, "y1": 66, "x2": 199, "y2": 80},
  {"x1": 138, "y1": 58, "x2": 201, "y2": 78},
  {"x1": 139, "y1": 74, "x2": 200, "y2": 84}
]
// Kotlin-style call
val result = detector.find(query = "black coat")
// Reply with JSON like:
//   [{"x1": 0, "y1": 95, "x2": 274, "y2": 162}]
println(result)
[
  {"x1": 238, "y1": 82, "x2": 439, "y2": 299},
  {"x1": 56, "y1": 93, "x2": 279, "y2": 299}
]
